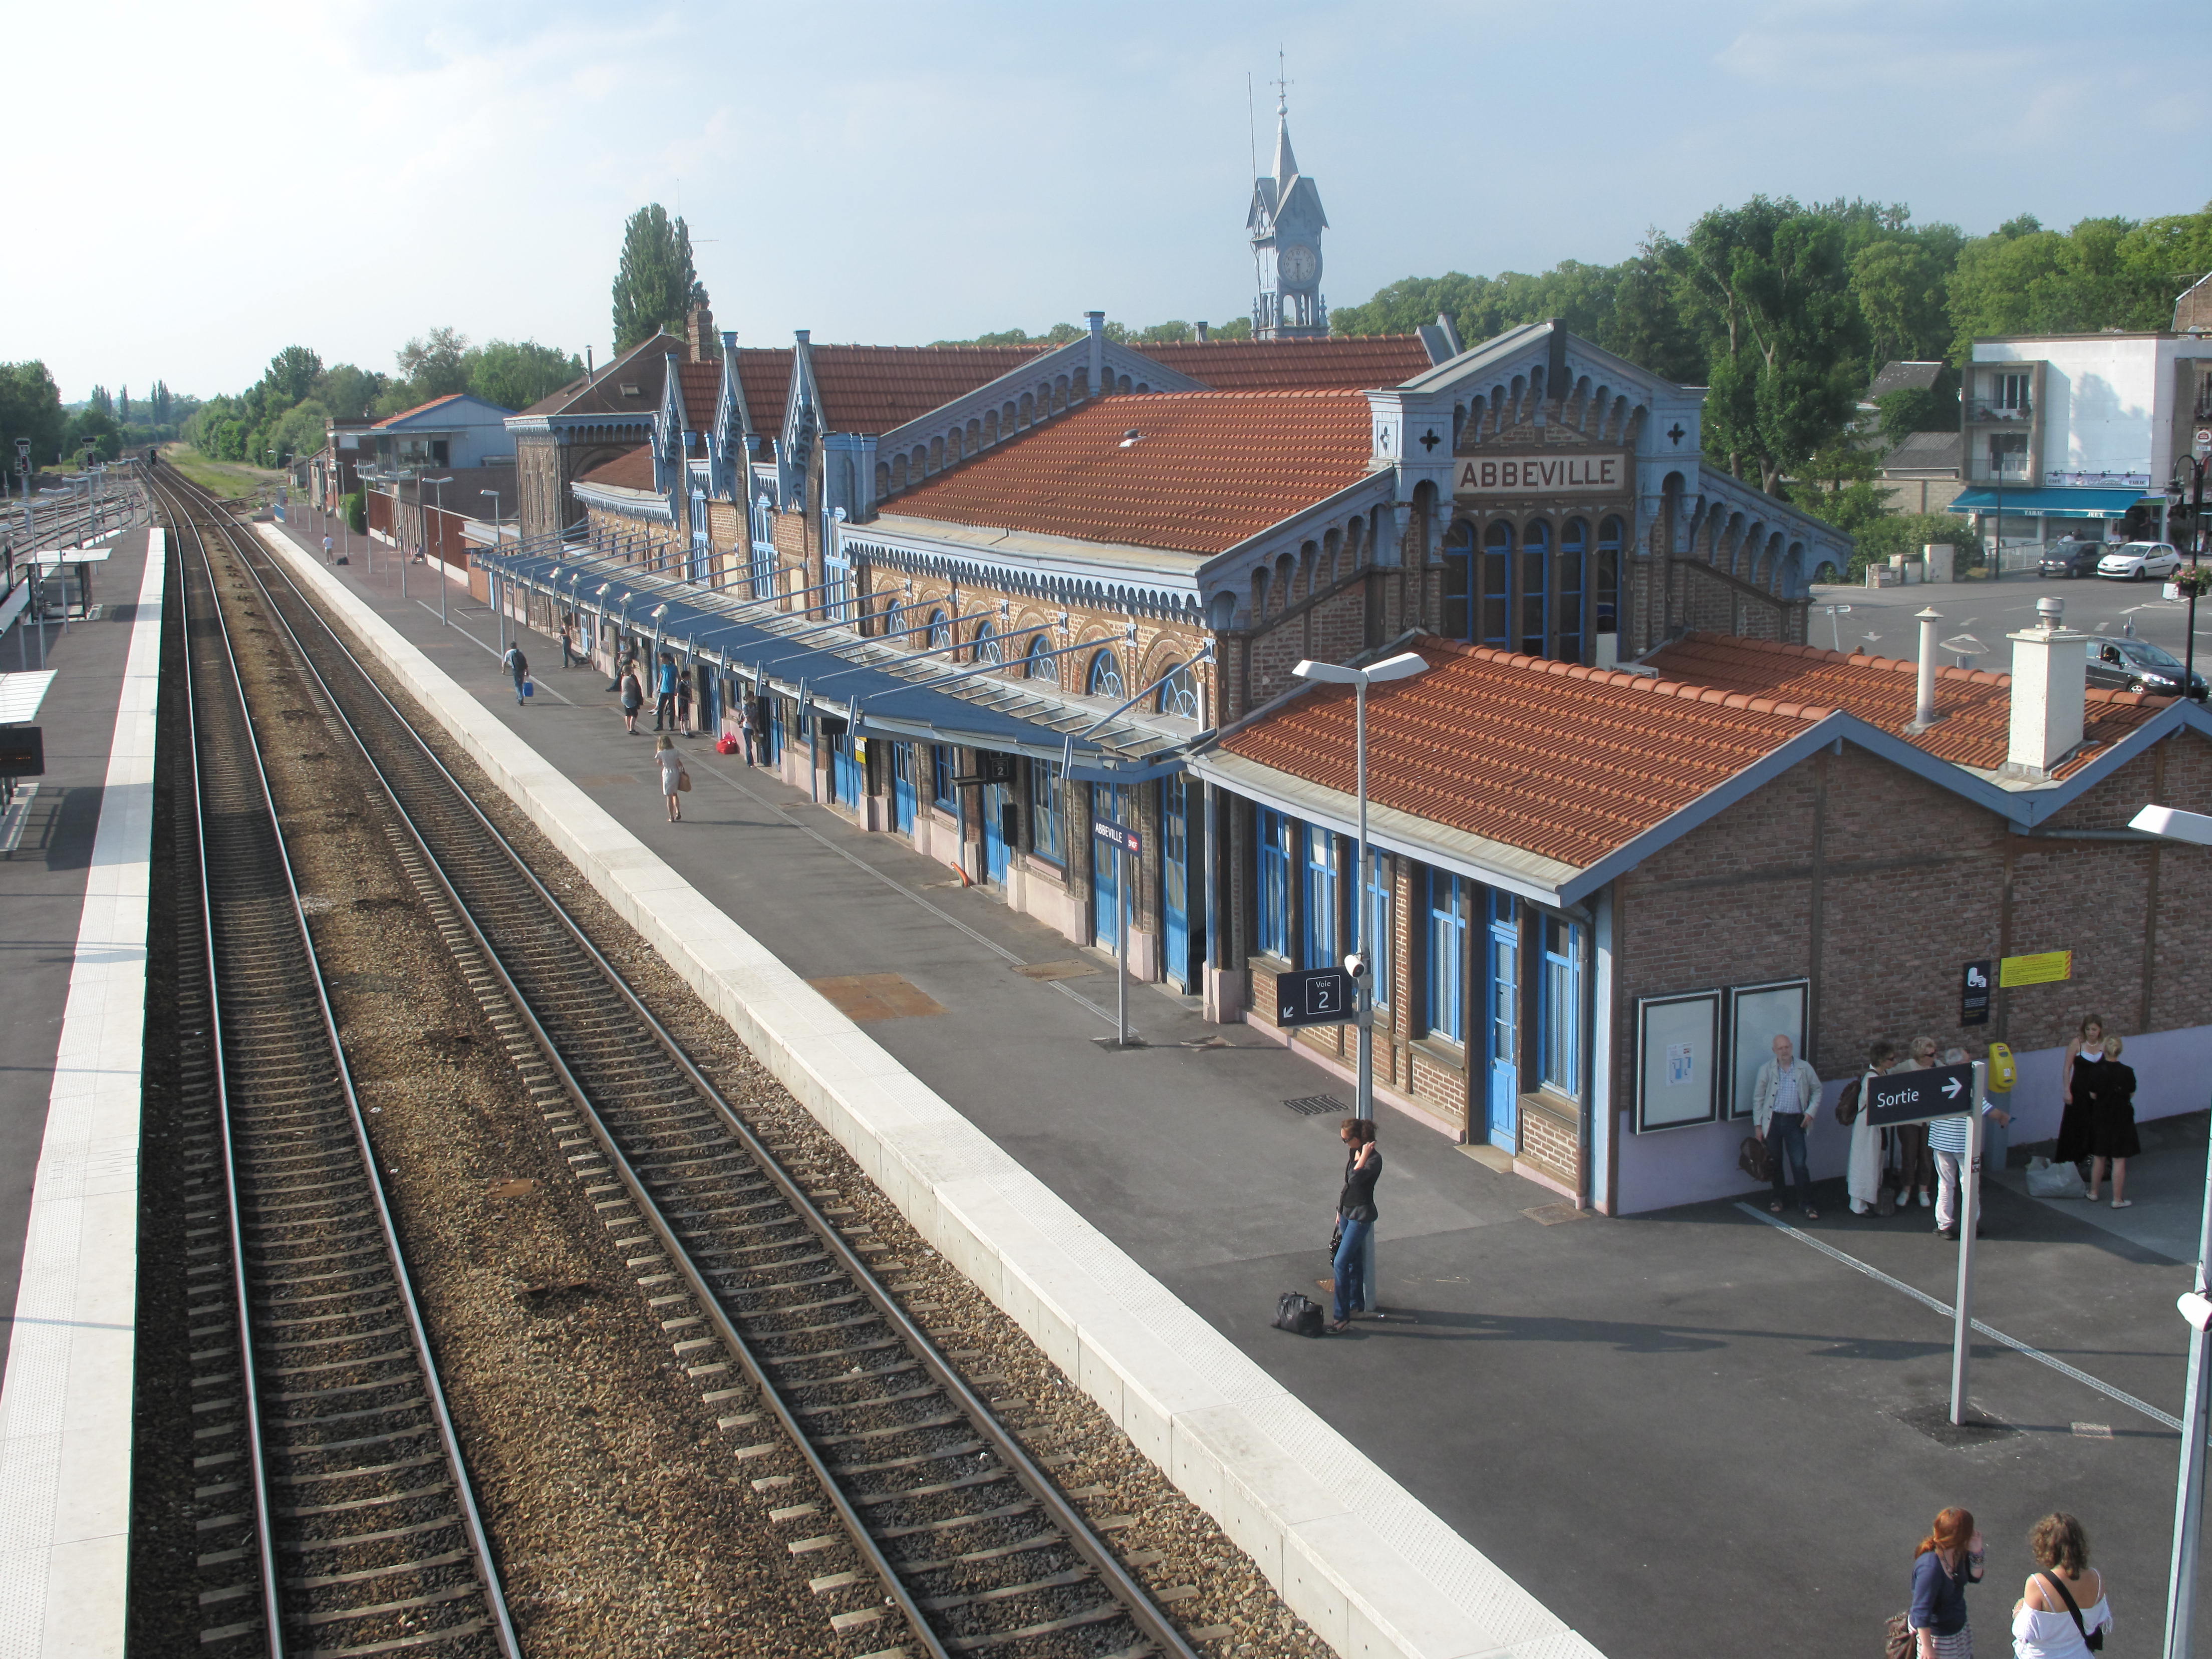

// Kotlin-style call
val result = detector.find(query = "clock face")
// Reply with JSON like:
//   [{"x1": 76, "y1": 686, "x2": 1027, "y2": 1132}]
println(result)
[{"x1": 1278, "y1": 242, "x2": 1318, "y2": 285}]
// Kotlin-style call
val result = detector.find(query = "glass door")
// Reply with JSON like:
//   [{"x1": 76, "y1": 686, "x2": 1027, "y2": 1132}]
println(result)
[
  {"x1": 1161, "y1": 776, "x2": 1189, "y2": 989},
  {"x1": 1091, "y1": 783, "x2": 1124, "y2": 952},
  {"x1": 892, "y1": 744, "x2": 916, "y2": 835},
  {"x1": 981, "y1": 781, "x2": 1010, "y2": 886},
  {"x1": 1486, "y1": 889, "x2": 1520, "y2": 1151}
]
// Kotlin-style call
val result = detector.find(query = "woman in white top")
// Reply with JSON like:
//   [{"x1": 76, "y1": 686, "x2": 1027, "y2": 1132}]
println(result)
[
  {"x1": 1848, "y1": 1039, "x2": 1897, "y2": 1215},
  {"x1": 2012, "y1": 1511, "x2": 2110, "y2": 1658},
  {"x1": 654, "y1": 734, "x2": 686, "y2": 822}
]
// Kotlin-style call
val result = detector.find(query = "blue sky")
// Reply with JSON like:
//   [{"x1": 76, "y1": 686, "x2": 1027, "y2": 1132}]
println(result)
[{"x1": 15, "y1": 0, "x2": 2205, "y2": 401}]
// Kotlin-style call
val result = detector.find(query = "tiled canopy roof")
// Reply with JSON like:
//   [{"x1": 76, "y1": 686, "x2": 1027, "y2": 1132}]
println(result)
[
  {"x1": 1140, "y1": 335, "x2": 1433, "y2": 390},
  {"x1": 670, "y1": 363, "x2": 720, "y2": 428},
  {"x1": 889, "y1": 389, "x2": 1376, "y2": 556},
  {"x1": 734, "y1": 349, "x2": 792, "y2": 432},
  {"x1": 1221, "y1": 639, "x2": 1822, "y2": 870},
  {"x1": 1644, "y1": 633, "x2": 2162, "y2": 779},
  {"x1": 811, "y1": 344, "x2": 1052, "y2": 434},
  {"x1": 577, "y1": 444, "x2": 656, "y2": 492},
  {"x1": 374, "y1": 393, "x2": 475, "y2": 427}
]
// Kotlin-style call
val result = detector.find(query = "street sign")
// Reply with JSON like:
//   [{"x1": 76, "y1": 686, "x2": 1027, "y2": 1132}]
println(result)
[
  {"x1": 1960, "y1": 958, "x2": 1991, "y2": 1027},
  {"x1": 1092, "y1": 819, "x2": 1142, "y2": 858},
  {"x1": 1864, "y1": 1061, "x2": 1976, "y2": 1127},
  {"x1": 1999, "y1": 949, "x2": 2071, "y2": 987},
  {"x1": 1276, "y1": 966, "x2": 1354, "y2": 1028}
]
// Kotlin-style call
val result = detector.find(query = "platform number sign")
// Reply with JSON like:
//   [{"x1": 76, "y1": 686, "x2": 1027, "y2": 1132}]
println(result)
[
  {"x1": 1960, "y1": 959, "x2": 1991, "y2": 1027},
  {"x1": 1276, "y1": 966, "x2": 1354, "y2": 1028}
]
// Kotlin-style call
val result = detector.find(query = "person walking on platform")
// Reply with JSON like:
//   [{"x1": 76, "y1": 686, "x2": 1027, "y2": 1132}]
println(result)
[
  {"x1": 501, "y1": 642, "x2": 529, "y2": 707},
  {"x1": 654, "y1": 734, "x2": 686, "y2": 822},
  {"x1": 654, "y1": 651, "x2": 679, "y2": 731},
  {"x1": 2083, "y1": 1034, "x2": 2140, "y2": 1208},
  {"x1": 1907, "y1": 1506, "x2": 1985, "y2": 1659},
  {"x1": 1330, "y1": 1121, "x2": 1381, "y2": 1332},
  {"x1": 620, "y1": 664, "x2": 644, "y2": 734},
  {"x1": 675, "y1": 666, "x2": 693, "y2": 735},
  {"x1": 322, "y1": 532, "x2": 334, "y2": 564},
  {"x1": 1753, "y1": 1033, "x2": 1821, "y2": 1218},
  {"x1": 737, "y1": 697, "x2": 758, "y2": 766},
  {"x1": 559, "y1": 617, "x2": 578, "y2": 669}
]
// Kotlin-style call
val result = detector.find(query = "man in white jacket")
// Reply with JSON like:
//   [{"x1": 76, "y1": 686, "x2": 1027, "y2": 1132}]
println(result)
[{"x1": 1752, "y1": 1034, "x2": 1822, "y2": 1217}]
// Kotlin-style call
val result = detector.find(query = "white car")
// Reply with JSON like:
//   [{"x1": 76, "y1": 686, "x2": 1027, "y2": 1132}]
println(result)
[{"x1": 2097, "y1": 541, "x2": 2183, "y2": 581}]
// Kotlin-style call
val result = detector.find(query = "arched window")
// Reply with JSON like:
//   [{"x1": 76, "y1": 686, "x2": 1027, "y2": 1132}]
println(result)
[
  {"x1": 881, "y1": 599, "x2": 903, "y2": 641},
  {"x1": 1596, "y1": 516, "x2": 1623, "y2": 638},
  {"x1": 1441, "y1": 521, "x2": 1474, "y2": 640},
  {"x1": 1086, "y1": 648, "x2": 1125, "y2": 700},
  {"x1": 1520, "y1": 519, "x2": 1551, "y2": 656},
  {"x1": 1558, "y1": 518, "x2": 1588, "y2": 663},
  {"x1": 1481, "y1": 520, "x2": 1512, "y2": 650},
  {"x1": 1026, "y1": 634, "x2": 1056, "y2": 682},
  {"x1": 973, "y1": 620, "x2": 1002, "y2": 666},
  {"x1": 1155, "y1": 661, "x2": 1201, "y2": 719},
  {"x1": 927, "y1": 609, "x2": 951, "y2": 652}
]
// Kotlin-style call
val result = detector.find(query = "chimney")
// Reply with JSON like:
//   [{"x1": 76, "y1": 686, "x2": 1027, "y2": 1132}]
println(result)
[
  {"x1": 1910, "y1": 607, "x2": 1944, "y2": 730},
  {"x1": 1086, "y1": 311, "x2": 1106, "y2": 402},
  {"x1": 585, "y1": 345, "x2": 594, "y2": 385},
  {"x1": 687, "y1": 303, "x2": 718, "y2": 363},
  {"x1": 2005, "y1": 595, "x2": 2087, "y2": 778},
  {"x1": 1195, "y1": 320, "x2": 1210, "y2": 342}
]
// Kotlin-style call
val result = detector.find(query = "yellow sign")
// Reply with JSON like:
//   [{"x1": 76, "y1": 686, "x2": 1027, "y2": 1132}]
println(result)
[{"x1": 1999, "y1": 950, "x2": 2072, "y2": 988}]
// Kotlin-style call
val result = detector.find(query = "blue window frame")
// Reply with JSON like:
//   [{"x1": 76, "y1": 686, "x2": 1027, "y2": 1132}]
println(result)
[
  {"x1": 927, "y1": 609, "x2": 952, "y2": 652},
  {"x1": 1029, "y1": 759, "x2": 1063, "y2": 864},
  {"x1": 1155, "y1": 661, "x2": 1201, "y2": 719},
  {"x1": 1026, "y1": 635, "x2": 1057, "y2": 681},
  {"x1": 973, "y1": 620, "x2": 1001, "y2": 666},
  {"x1": 1520, "y1": 519, "x2": 1550, "y2": 656},
  {"x1": 1481, "y1": 520, "x2": 1511, "y2": 650},
  {"x1": 1086, "y1": 648, "x2": 1125, "y2": 699},
  {"x1": 931, "y1": 744, "x2": 956, "y2": 811},
  {"x1": 1596, "y1": 515, "x2": 1623, "y2": 636},
  {"x1": 1255, "y1": 808, "x2": 1292, "y2": 960},
  {"x1": 1558, "y1": 518, "x2": 1587, "y2": 663},
  {"x1": 824, "y1": 545, "x2": 853, "y2": 622},
  {"x1": 1364, "y1": 850, "x2": 1392, "y2": 1009},
  {"x1": 688, "y1": 487, "x2": 710, "y2": 583},
  {"x1": 1302, "y1": 823, "x2": 1338, "y2": 970},
  {"x1": 1426, "y1": 869, "x2": 1467, "y2": 1043},
  {"x1": 1540, "y1": 914, "x2": 1582, "y2": 1095},
  {"x1": 1441, "y1": 521, "x2": 1474, "y2": 641},
  {"x1": 749, "y1": 494, "x2": 776, "y2": 598}
]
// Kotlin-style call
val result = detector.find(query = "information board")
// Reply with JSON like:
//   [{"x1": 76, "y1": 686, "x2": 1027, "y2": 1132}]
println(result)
[{"x1": 1636, "y1": 989, "x2": 1720, "y2": 1132}]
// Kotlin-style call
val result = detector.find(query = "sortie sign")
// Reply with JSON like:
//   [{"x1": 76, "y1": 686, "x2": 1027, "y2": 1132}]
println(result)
[
  {"x1": 1864, "y1": 1062, "x2": 1977, "y2": 1128},
  {"x1": 1454, "y1": 452, "x2": 1624, "y2": 496}
]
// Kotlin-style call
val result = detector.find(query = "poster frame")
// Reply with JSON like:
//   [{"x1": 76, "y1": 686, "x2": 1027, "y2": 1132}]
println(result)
[
  {"x1": 1635, "y1": 988, "x2": 1722, "y2": 1134},
  {"x1": 1723, "y1": 977, "x2": 1811, "y2": 1120}
]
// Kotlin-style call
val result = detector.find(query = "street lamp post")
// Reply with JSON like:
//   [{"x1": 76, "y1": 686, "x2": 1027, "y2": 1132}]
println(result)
[
  {"x1": 421, "y1": 476, "x2": 453, "y2": 627},
  {"x1": 2169, "y1": 453, "x2": 2210, "y2": 702},
  {"x1": 1289, "y1": 650, "x2": 1432, "y2": 1128},
  {"x1": 2131, "y1": 802, "x2": 2212, "y2": 1659}
]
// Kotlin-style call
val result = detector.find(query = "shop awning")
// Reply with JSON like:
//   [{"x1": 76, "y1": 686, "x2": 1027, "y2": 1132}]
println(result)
[
  {"x1": 480, "y1": 547, "x2": 1199, "y2": 780},
  {"x1": 1947, "y1": 486, "x2": 2147, "y2": 518}
]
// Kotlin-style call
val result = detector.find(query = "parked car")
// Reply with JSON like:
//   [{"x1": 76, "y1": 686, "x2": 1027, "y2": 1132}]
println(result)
[
  {"x1": 2097, "y1": 541, "x2": 2183, "y2": 581},
  {"x1": 2086, "y1": 634, "x2": 2207, "y2": 698},
  {"x1": 2038, "y1": 538, "x2": 2104, "y2": 577}
]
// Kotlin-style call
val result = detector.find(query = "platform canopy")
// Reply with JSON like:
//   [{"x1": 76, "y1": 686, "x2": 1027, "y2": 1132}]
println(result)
[{"x1": 0, "y1": 670, "x2": 57, "y2": 724}]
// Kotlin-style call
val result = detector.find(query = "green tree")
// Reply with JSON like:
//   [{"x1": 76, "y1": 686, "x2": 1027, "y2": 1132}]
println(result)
[
  {"x1": 395, "y1": 328, "x2": 470, "y2": 401},
  {"x1": 267, "y1": 399, "x2": 330, "y2": 467},
  {"x1": 610, "y1": 204, "x2": 705, "y2": 353},
  {"x1": 88, "y1": 385, "x2": 114, "y2": 418},
  {"x1": 463, "y1": 339, "x2": 583, "y2": 412},
  {"x1": 263, "y1": 346, "x2": 323, "y2": 405},
  {"x1": 1943, "y1": 207, "x2": 2211, "y2": 356},
  {"x1": 1873, "y1": 381, "x2": 1959, "y2": 447},
  {"x1": 64, "y1": 406, "x2": 122, "y2": 462},
  {"x1": 0, "y1": 361, "x2": 66, "y2": 470},
  {"x1": 313, "y1": 363, "x2": 385, "y2": 422},
  {"x1": 1851, "y1": 238, "x2": 1952, "y2": 368}
]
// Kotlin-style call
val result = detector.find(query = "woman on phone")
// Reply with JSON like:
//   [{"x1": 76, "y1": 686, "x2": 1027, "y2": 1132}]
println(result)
[{"x1": 1909, "y1": 1506, "x2": 1985, "y2": 1658}]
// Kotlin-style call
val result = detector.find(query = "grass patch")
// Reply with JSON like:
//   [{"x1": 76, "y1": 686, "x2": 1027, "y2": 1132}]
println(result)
[{"x1": 161, "y1": 443, "x2": 285, "y2": 499}]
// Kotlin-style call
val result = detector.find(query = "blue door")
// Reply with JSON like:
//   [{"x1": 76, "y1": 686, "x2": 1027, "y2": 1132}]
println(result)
[
  {"x1": 831, "y1": 733, "x2": 863, "y2": 809},
  {"x1": 892, "y1": 744, "x2": 916, "y2": 835},
  {"x1": 1091, "y1": 784, "x2": 1124, "y2": 952},
  {"x1": 981, "y1": 782, "x2": 1010, "y2": 885},
  {"x1": 1161, "y1": 776, "x2": 1190, "y2": 989},
  {"x1": 1486, "y1": 890, "x2": 1520, "y2": 1151}
]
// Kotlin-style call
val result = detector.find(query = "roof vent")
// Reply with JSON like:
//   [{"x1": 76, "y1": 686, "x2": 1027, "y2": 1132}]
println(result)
[
  {"x1": 618, "y1": 383, "x2": 641, "y2": 398},
  {"x1": 1119, "y1": 429, "x2": 1144, "y2": 448}
]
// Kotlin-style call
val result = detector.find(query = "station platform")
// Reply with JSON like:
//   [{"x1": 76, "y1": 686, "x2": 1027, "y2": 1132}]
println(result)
[
  {"x1": 0, "y1": 529, "x2": 163, "y2": 1657},
  {"x1": 258, "y1": 516, "x2": 2208, "y2": 1659}
]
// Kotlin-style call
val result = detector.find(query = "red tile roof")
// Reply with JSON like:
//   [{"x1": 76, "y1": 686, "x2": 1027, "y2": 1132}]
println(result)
[
  {"x1": 670, "y1": 362, "x2": 720, "y2": 428},
  {"x1": 734, "y1": 348, "x2": 791, "y2": 431},
  {"x1": 1643, "y1": 633, "x2": 2162, "y2": 779},
  {"x1": 1137, "y1": 335, "x2": 1434, "y2": 390},
  {"x1": 577, "y1": 445, "x2": 657, "y2": 493},
  {"x1": 373, "y1": 393, "x2": 471, "y2": 427},
  {"x1": 1221, "y1": 638, "x2": 1821, "y2": 870},
  {"x1": 888, "y1": 390, "x2": 1375, "y2": 556},
  {"x1": 810, "y1": 344, "x2": 1052, "y2": 434}
]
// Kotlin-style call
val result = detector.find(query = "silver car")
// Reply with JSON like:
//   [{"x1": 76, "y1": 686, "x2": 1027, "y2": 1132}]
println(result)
[{"x1": 2097, "y1": 541, "x2": 2183, "y2": 581}]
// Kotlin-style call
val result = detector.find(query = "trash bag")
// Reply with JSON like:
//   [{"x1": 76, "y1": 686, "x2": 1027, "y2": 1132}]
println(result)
[{"x1": 2025, "y1": 1156, "x2": 2085, "y2": 1199}]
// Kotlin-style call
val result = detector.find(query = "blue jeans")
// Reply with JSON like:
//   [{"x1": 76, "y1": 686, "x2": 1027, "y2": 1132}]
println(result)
[
  {"x1": 1332, "y1": 1217, "x2": 1373, "y2": 1321},
  {"x1": 1768, "y1": 1114, "x2": 1811, "y2": 1210}
]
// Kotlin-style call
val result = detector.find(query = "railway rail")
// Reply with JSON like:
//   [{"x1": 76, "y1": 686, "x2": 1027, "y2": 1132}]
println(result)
[
  {"x1": 159, "y1": 465, "x2": 1202, "y2": 1657},
  {"x1": 158, "y1": 471, "x2": 519, "y2": 1657}
]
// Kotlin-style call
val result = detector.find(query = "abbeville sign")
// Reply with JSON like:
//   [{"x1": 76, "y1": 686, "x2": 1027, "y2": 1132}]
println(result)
[{"x1": 1453, "y1": 450, "x2": 1627, "y2": 497}]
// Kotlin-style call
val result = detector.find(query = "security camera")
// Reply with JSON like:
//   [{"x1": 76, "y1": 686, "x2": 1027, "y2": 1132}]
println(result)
[{"x1": 1342, "y1": 951, "x2": 1371, "y2": 987}]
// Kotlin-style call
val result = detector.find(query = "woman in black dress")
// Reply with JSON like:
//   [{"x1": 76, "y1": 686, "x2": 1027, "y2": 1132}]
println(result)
[
  {"x1": 2083, "y1": 1034, "x2": 2140, "y2": 1208},
  {"x1": 2054, "y1": 1013, "x2": 2105, "y2": 1179}
]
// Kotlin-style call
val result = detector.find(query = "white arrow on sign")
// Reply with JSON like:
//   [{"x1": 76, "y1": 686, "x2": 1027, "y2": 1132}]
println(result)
[{"x1": 1942, "y1": 1075, "x2": 1965, "y2": 1100}]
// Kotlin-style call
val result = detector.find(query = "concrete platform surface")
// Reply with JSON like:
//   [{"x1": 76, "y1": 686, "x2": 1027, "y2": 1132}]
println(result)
[
  {"x1": 0, "y1": 532, "x2": 162, "y2": 1659},
  {"x1": 266, "y1": 517, "x2": 2210, "y2": 1658}
]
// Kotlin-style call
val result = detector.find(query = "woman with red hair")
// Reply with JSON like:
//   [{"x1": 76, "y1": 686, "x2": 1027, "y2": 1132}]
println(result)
[{"x1": 1910, "y1": 1507, "x2": 1986, "y2": 1657}]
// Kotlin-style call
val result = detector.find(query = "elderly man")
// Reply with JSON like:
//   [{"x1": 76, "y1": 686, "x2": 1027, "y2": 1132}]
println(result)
[{"x1": 1752, "y1": 1033, "x2": 1822, "y2": 1218}]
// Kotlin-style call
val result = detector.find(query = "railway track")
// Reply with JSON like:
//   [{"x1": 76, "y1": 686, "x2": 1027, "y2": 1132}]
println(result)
[
  {"x1": 159, "y1": 473, "x2": 519, "y2": 1657},
  {"x1": 160, "y1": 468, "x2": 1204, "y2": 1659}
]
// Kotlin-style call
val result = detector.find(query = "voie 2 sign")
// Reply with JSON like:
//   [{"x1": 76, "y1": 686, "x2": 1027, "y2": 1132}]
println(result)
[
  {"x1": 1864, "y1": 1062, "x2": 1977, "y2": 1128},
  {"x1": 1454, "y1": 452, "x2": 1624, "y2": 496}
]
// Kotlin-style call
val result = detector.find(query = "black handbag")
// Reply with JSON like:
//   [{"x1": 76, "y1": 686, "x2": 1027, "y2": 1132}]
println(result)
[
  {"x1": 1273, "y1": 1291, "x2": 1324, "y2": 1337},
  {"x1": 2044, "y1": 1572, "x2": 2103, "y2": 1651},
  {"x1": 1739, "y1": 1135, "x2": 1773, "y2": 1183},
  {"x1": 1328, "y1": 1219, "x2": 1343, "y2": 1269}
]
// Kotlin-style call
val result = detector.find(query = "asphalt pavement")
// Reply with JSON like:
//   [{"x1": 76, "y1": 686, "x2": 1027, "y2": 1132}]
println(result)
[{"x1": 1811, "y1": 567, "x2": 2210, "y2": 671}]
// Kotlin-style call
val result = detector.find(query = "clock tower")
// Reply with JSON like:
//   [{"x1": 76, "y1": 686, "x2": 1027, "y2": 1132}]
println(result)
[{"x1": 1248, "y1": 85, "x2": 1328, "y2": 340}]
